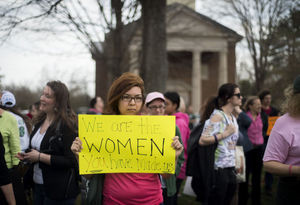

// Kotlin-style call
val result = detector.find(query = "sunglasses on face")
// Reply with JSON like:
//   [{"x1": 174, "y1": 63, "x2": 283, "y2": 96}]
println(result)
[{"x1": 233, "y1": 93, "x2": 242, "y2": 98}]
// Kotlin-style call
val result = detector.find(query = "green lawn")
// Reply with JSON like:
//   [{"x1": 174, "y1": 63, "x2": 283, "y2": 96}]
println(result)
[
  {"x1": 178, "y1": 173, "x2": 277, "y2": 205},
  {"x1": 75, "y1": 172, "x2": 277, "y2": 205}
]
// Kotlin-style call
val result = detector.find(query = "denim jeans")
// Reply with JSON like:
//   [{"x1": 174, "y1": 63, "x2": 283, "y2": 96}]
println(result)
[{"x1": 34, "y1": 184, "x2": 76, "y2": 205}]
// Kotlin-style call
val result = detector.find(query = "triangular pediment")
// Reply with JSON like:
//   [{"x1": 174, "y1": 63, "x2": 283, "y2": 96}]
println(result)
[
  {"x1": 167, "y1": 11, "x2": 223, "y2": 37},
  {"x1": 99, "y1": 2, "x2": 242, "y2": 53},
  {"x1": 166, "y1": 3, "x2": 242, "y2": 40}
]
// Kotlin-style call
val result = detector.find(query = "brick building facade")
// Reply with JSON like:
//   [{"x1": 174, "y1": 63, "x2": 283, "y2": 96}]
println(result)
[{"x1": 93, "y1": 3, "x2": 242, "y2": 113}]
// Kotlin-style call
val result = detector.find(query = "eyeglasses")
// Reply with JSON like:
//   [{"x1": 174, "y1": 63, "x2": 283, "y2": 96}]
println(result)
[
  {"x1": 121, "y1": 95, "x2": 143, "y2": 103},
  {"x1": 148, "y1": 105, "x2": 166, "y2": 110},
  {"x1": 233, "y1": 93, "x2": 242, "y2": 98}
]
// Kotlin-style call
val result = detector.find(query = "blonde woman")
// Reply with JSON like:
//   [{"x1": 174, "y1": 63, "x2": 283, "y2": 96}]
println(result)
[{"x1": 263, "y1": 75, "x2": 300, "y2": 205}]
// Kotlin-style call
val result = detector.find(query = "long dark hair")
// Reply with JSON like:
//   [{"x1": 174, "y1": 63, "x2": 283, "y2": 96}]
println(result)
[
  {"x1": 104, "y1": 72, "x2": 145, "y2": 115},
  {"x1": 200, "y1": 83, "x2": 238, "y2": 124},
  {"x1": 34, "y1": 81, "x2": 77, "y2": 132}
]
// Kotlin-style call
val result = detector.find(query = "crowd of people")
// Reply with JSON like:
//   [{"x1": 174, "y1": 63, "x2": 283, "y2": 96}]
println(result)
[{"x1": 0, "y1": 72, "x2": 299, "y2": 205}]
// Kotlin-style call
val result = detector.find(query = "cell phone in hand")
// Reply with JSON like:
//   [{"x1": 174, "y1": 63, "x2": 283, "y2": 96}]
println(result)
[{"x1": 25, "y1": 148, "x2": 31, "y2": 153}]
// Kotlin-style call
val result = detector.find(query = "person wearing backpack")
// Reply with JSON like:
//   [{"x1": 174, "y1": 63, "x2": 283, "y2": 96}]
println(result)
[{"x1": 198, "y1": 83, "x2": 242, "y2": 205}]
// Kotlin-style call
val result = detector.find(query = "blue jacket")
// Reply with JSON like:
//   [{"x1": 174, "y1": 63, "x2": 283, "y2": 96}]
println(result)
[
  {"x1": 237, "y1": 111, "x2": 268, "y2": 152},
  {"x1": 236, "y1": 112, "x2": 253, "y2": 153}
]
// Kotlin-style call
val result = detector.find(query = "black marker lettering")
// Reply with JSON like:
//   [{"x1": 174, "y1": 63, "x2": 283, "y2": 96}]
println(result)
[
  {"x1": 137, "y1": 138, "x2": 147, "y2": 156},
  {"x1": 150, "y1": 138, "x2": 165, "y2": 156},
  {"x1": 105, "y1": 138, "x2": 116, "y2": 153},
  {"x1": 83, "y1": 137, "x2": 103, "y2": 153},
  {"x1": 117, "y1": 138, "x2": 133, "y2": 155}
]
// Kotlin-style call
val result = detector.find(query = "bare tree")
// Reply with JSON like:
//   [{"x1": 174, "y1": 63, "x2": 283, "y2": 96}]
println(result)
[
  {"x1": 270, "y1": 6, "x2": 300, "y2": 81},
  {"x1": 1, "y1": 0, "x2": 170, "y2": 94},
  {"x1": 201, "y1": 0, "x2": 297, "y2": 92},
  {"x1": 0, "y1": 0, "x2": 140, "y2": 93},
  {"x1": 3, "y1": 66, "x2": 95, "y2": 111},
  {"x1": 3, "y1": 84, "x2": 40, "y2": 110},
  {"x1": 268, "y1": 6, "x2": 300, "y2": 106}
]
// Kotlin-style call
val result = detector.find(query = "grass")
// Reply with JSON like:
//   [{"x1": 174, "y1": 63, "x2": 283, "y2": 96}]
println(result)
[
  {"x1": 75, "y1": 171, "x2": 277, "y2": 205},
  {"x1": 178, "y1": 172, "x2": 278, "y2": 205}
]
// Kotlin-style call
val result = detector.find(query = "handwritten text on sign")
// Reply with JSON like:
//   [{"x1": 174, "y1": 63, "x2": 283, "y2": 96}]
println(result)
[
  {"x1": 78, "y1": 115, "x2": 176, "y2": 175},
  {"x1": 266, "y1": 116, "x2": 279, "y2": 136}
]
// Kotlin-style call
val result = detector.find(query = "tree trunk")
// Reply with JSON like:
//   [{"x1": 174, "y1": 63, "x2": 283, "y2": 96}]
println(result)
[
  {"x1": 95, "y1": 0, "x2": 123, "y2": 100},
  {"x1": 111, "y1": 0, "x2": 124, "y2": 77},
  {"x1": 140, "y1": 0, "x2": 168, "y2": 93}
]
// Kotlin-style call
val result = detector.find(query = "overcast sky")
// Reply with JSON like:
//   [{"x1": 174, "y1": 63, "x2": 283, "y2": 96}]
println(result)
[
  {"x1": 0, "y1": 32, "x2": 96, "y2": 96},
  {"x1": 0, "y1": 0, "x2": 249, "y2": 97}
]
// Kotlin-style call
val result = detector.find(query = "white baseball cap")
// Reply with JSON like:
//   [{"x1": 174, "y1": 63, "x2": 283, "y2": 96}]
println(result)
[
  {"x1": 145, "y1": 92, "x2": 165, "y2": 106},
  {"x1": 1, "y1": 91, "x2": 16, "y2": 107}
]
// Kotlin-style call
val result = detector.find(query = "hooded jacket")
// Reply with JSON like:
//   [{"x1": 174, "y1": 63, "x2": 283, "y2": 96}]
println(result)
[{"x1": 174, "y1": 112, "x2": 190, "y2": 179}]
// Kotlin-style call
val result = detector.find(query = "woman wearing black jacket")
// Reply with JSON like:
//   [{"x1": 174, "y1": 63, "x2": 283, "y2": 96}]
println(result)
[{"x1": 17, "y1": 81, "x2": 79, "y2": 204}]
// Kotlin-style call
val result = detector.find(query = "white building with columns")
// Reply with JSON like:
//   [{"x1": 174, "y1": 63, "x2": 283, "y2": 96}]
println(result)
[{"x1": 94, "y1": 3, "x2": 242, "y2": 113}]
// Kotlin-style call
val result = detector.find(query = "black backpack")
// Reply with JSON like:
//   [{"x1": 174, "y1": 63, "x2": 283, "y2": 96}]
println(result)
[
  {"x1": 186, "y1": 122, "x2": 204, "y2": 177},
  {"x1": 186, "y1": 122, "x2": 218, "y2": 202}
]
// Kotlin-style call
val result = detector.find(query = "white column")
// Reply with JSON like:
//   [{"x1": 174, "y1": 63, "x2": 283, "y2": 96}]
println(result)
[
  {"x1": 192, "y1": 50, "x2": 201, "y2": 114},
  {"x1": 218, "y1": 50, "x2": 228, "y2": 86}
]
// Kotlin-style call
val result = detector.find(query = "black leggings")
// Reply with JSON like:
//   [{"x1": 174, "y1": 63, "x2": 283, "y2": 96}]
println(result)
[
  {"x1": 238, "y1": 146, "x2": 263, "y2": 205},
  {"x1": 174, "y1": 178, "x2": 183, "y2": 205},
  {"x1": 208, "y1": 167, "x2": 237, "y2": 205}
]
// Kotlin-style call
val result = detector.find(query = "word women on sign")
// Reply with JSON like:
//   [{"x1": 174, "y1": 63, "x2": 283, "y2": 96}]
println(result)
[{"x1": 78, "y1": 115, "x2": 176, "y2": 174}]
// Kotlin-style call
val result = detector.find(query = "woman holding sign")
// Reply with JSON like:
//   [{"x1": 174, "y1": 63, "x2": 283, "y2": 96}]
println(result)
[
  {"x1": 263, "y1": 75, "x2": 300, "y2": 205},
  {"x1": 71, "y1": 72, "x2": 183, "y2": 205},
  {"x1": 16, "y1": 81, "x2": 80, "y2": 204}
]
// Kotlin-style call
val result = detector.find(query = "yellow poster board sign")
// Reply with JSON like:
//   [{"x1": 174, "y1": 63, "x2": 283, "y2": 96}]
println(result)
[
  {"x1": 78, "y1": 115, "x2": 176, "y2": 175},
  {"x1": 266, "y1": 116, "x2": 279, "y2": 136}
]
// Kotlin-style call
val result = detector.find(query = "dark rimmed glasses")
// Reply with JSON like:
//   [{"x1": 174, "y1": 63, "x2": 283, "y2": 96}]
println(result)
[{"x1": 121, "y1": 95, "x2": 143, "y2": 103}]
